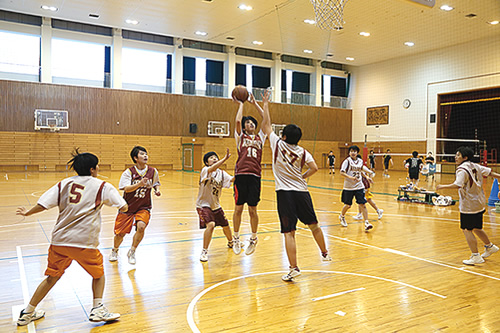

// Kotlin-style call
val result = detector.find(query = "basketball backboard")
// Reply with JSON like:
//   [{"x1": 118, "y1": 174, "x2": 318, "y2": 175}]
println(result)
[
  {"x1": 34, "y1": 109, "x2": 69, "y2": 131},
  {"x1": 207, "y1": 121, "x2": 230, "y2": 137},
  {"x1": 272, "y1": 124, "x2": 286, "y2": 137}
]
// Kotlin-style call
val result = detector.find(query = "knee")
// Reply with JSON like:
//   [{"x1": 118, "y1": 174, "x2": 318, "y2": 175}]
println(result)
[
  {"x1": 136, "y1": 223, "x2": 146, "y2": 233},
  {"x1": 206, "y1": 222, "x2": 216, "y2": 230}
]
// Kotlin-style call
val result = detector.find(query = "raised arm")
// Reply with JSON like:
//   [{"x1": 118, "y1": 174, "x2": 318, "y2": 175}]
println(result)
[
  {"x1": 207, "y1": 148, "x2": 232, "y2": 174},
  {"x1": 234, "y1": 100, "x2": 244, "y2": 135},
  {"x1": 249, "y1": 93, "x2": 264, "y2": 118},
  {"x1": 261, "y1": 90, "x2": 272, "y2": 136}
]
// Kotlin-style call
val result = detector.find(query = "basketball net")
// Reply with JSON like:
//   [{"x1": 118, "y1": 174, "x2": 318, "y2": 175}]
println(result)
[
  {"x1": 48, "y1": 124, "x2": 59, "y2": 132},
  {"x1": 310, "y1": 0, "x2": 349, "y2": 30}
]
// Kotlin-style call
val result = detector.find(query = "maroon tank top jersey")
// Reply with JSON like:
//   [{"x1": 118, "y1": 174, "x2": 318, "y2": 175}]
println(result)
[
  {"x1": 123, "y1": 166, "x2": 155, "y2": 213},
  {"x1": 235, "y1": 132, "x2": 264, "y2": 177}
]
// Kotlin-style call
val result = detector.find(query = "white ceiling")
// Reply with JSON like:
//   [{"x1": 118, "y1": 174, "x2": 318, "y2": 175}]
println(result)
[{"x1": 1, "y1": 0, "x2": 499, "y2": 66}]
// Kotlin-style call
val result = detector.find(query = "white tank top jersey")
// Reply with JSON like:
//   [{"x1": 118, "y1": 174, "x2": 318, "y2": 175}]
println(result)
[
  {"x1": 37, "y1": 176, "x2": 126, "y2": 249},
  {"x1": 340, "y1": 157, "x2": 365, "y2": 190},
  {"x1": 196, "y1": 167, "x2": 233, "y2": 210},
  {"x1": 269, "y1": 132, "x2": 314, "y2": 192},
  {"x1": 453, "y1": 161, "x2": 491, "y2": 213}
]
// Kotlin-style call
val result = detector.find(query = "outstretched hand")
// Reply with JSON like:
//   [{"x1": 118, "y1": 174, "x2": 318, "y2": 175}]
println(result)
[
  {"x1": 224, "y1": 148, "x2": 231, "y2": 161},
  {"x1": 261, "y1": 89, "x2": 272, "y2": 103},
  {"x1": 16, "y1": 207, "x2": 28, "y2": 216},
  {"x1": 248, "y1": 93, "x2": 256, "y2": 104}
]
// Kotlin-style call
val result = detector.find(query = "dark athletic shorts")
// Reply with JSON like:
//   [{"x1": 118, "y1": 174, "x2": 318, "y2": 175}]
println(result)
[
  {"x1": 276, "y1": 190, "x2": 318, "y2": 233},
  {"x1": 197, "y1": 207, "x2": 229, "y2": 229},
  {"x1": 341, "y1": 189, "x2": 367, "y2": 205},
  {"x1": 234, "y1": 175, "x2": 261, "y2": 206},
  {"x1": 460, "y1": 210, "x2": 484, "y2": 230},
  {"x1": 409, "y1": 169, "x2": 420, "y2": 180}
]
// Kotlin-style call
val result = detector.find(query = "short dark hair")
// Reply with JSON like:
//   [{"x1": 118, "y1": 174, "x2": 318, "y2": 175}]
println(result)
[
  {"x1": 242, "y1": 116, "x2": 258, "y2": 131},
  {"x1": 68, "y1": 149, "x2": 99, "y2": 176},
  {"x1": 456, "y1": 146, "x2": 474, "y2": 161},
  {"x1": 349, "y1": 145, "x2": 360, "y2": 153},
  {"x1": 412, "y1": 151, "x2": 418, "y2": 157},
  {"x1": 130, "y1": 146, "x2": 147, "y2": 163},
  {"x1": 386, "y1": 149, "x2": 391, "y2": 152},
  {"x1": 282, "y1": 124, "x2": 302, "y2": 144},
  {"x1": 203, "y1": 151, "x2": 218, "y2": 166}
]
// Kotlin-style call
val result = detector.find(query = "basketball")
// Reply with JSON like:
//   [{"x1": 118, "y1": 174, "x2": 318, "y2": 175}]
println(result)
[{"x1": 232, "y1": 85, "x2": 249, "y2": 103}]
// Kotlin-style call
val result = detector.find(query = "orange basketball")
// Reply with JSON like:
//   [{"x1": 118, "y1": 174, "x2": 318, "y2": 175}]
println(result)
[{"x1": 232, "y1": 85, "x2": 249, "y2": 103}]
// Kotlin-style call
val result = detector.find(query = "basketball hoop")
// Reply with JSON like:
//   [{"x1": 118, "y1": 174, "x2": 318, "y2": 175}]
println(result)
[
  {"x1": 48, "y1": 124, "x2": 59, "y2": 132},
  {"x1": 310, "y1": 0, "x2": 349, "y2": 30}
]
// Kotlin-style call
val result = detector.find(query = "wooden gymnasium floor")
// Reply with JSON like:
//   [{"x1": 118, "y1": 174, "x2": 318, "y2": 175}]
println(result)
[{"x1": 1, "y1": 168, "x2": 500, "y2": 332}]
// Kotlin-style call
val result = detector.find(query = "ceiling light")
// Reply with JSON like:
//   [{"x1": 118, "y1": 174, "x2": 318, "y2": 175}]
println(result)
[
  {"x1": 89, "y1": 13, "x2": 100, "y2": 19},
  {"x1": 304, "y1": 19, "x2": 316, "y2": 25},
  {"x1": 326, "y1": 53, "x2": 333, "y2": 57},
  {"x1": 440, "y1": 5, "x2": 454, "y2": 11},
  {"x1": 346, "y1": 57, "x2": 355, "y2": 61},
  {"x1": 238, "y1": 4, "x2": 253, "y2": 11},
  {"x1": 252, "y1": 41, "x2": 263, "y2": 45},
  {"x1": 303, "y1": 49, "x2": 313, "y2": 54},
  {"x1": 195, "y1": 31, "x2": 207, "y2": 36},
  {"x1": 404, "y1": 41, "x2": 415, "y2": 47},
  {"x1": 41, "y1": 5, "x2": 58, "y2": 12},
  {"x1": 359, "y1": 32, "x2": 370, "y2": 37},
  {"x1": 125, "y1": 19, "x2": 139, "y2": 25},
  {"x1": 488, "y1": 20, "x2": 499, "y2": 25}
]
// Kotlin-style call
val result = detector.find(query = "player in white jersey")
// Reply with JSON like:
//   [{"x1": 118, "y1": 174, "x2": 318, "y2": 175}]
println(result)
[
  {"x1": 260, "y1": 90, "x2": 331, "y2": 282},
  {"x1": 15, "y1": 151, "x2": 128, "y2": 326},
  {"x1": 339, "y1": 146, "x2": 373, "y2": 231},
  {"x1": 437, "y1": 146, "x2": 500, "y2": 265},
  {"x1": 196, "y1": 149, "x2": 234, "y2": 262}
]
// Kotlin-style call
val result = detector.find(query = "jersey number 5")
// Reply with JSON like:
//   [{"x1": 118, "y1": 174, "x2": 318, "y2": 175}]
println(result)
[{"x1": 69, "y1": 183, "x2": 85, "y2": 204}]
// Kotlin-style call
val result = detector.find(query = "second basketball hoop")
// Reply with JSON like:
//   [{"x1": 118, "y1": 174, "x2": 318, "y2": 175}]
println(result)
[{"x1": 310, "y1": 0, "x2": 350, "y2": 30}]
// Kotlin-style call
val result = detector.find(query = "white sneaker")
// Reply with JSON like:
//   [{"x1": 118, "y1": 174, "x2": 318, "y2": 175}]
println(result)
[
  {"x1": 89, "y1": 304, "x2": 120, "y2": 322},
  {"x1": 233, "y1": 236, "x2": 242, "y2": 255},
  {"x1": 17, "y1": 309, "x2": 45, "y2": 326},
  {"x1": 109, "y1": 249, "x2": 118, "y2": 262},
  {"x1": 353, "y1": 213, "x2": 363, "y2": 220},
  {"x1": 364, "y1": 221, "x2": 373, "y2": 231},
  {"x1": 127, "y1": 249, "x2": 136, "y2": 265},
  {"x1": 321, "y1": 252, "x2": 332, "y2": 261},
  {"x1": 245, "y1": 237, "x2": 258, "y2": 255},
  {"x1": 377, "y1": 209, "x2": 384, "y2": 219},
  {"x1": 463, "y1": 254, "x2": 485, "y2": 265},
  {"x1": 482, "y1": 244, "x2": 499, "y2": 258},
  {"x1": 339, "y1": 215, "x2": 348, "y2": 227},
  {"x1": 282, "y1": 267, "x2": 301, "y2": 281},
  {"x1": 200, "y1": 249, "x2": 208, "y2": 262}
]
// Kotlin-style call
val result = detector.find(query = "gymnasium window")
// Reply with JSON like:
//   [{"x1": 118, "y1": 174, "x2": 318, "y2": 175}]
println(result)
[
  {"x1": 52, "y1": 38, "x2": 105, "y2": 87},
  {"x1": 322, "y1": 74, "x2": 348, "y2": 108},
  {"x1": 0, "y1": 30, "x2": 40, "y2": 82},
  {"x1": 281, "y1": 70, "x2": 312, "y2": 105},
  {"x1": 235, "y1": 64, "x2": 270, "y2": 99},
  {"x1": 206, "y1": 59, "x2": 224, "y2": 97},
  {"x1": 122, "y1": 47, "x2": 169, "y2": 92}
]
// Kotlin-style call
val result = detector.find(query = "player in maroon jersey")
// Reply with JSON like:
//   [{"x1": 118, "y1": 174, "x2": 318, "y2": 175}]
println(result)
[
  {"x1": 109, "y1": 146, "x2": 161, "y2": 265},
  {"x1": 232, "y1": 93, "x2": 267, "y2": 255}
]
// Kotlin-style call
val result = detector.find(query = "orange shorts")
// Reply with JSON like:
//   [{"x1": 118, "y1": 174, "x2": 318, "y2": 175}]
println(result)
[
  {"x1": 114, "y1": 209, "x2": 151, "y2": 235},
  {"x1": 45, "y1": 245, "x2": 104, "y2": 279}
]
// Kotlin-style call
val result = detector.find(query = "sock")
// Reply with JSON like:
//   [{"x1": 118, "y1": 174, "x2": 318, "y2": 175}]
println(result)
[
  {"x1": 365, "y1": 220, "x2": 369, "y2": 223},
  {"x1": 486, "y1": 243, "x2": 493, "y2": 248},
  {"x1": 322, "y1": 251, "x2": 328, "y2": 256},
  {"x1": 251, "y1": 233, "x2": 257, "y2": 239},
  {"x1": 130, "y1": 246, "x2": 136, "y2": 252},
  {"x1": 93, "y1": 298, "x2": 103, "y2": 308},
  {"x1": 25, "y1": 304, "x2": 35, "y2": 313},
  {"x1": 234, "y1": 232, "x2": 239, "y2": 238},
  {"x1": 472, "y1": 253, "x2": 480, "y2": 256},
  {"x1": 112, "y1": 248, "x2": 118, "y2": 252},
  {"x1": 202, "y1": 248, "x2": 208, "y2": 253}
]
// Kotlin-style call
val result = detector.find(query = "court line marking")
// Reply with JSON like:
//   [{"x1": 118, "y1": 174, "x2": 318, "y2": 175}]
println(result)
[
  {"x1": 312, "y1": 287, "x2": 365, "y2": 301},
  {"x1": 15, "y1": 245, "x2": 36, "y2": 332},
  {"x1": 186, "y1": 270, "x2": 445, "y2": 333}
]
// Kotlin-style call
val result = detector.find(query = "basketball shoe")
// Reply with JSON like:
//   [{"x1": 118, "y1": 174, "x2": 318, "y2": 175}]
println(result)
[
  {"x1": 482, "y1": 244, "x2": 499, "y2": 258},
  {"x1": 233, "y1": 236, "x2": 242, "y2": 255},
  {"x1": 377, "y1": 209, "x2": 384, "y2": 219},
  {"x1": 17, "y1": 309, "x2": 45, "y2": 326},
  {"x1": 339, "y1": 215, "x2": 348, "y2": 227},
  {"x1": 245, "y1": 237, "x2": 258, "y2": 255},
  {"x1": 200, "y1": 249, "x2": 208, "y2": 262},
  {"x1": 321, "y1": 252, "x2": 332, "y2": 261},
  {"x1": 282, "y1": 267, "x2": 301, "y2": 281},
  {"x1": 353, "y1": 213, "x2": 363, "y2": 220},
  {"x1": 364, "y1": 221, "x2": 373, "y2": 231},
  {"x1": 127, "y1": 249, "x2": 136, "y2": 265},
  {"x1": 89, "y1": 304, "x2": 120, "y2": 322},
  {"x1": 109, "y1": 249, "x2": 118, "y2": 262},
  {"x1": 463, "y1": 254, "x2": 485, "y2": 265}
]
